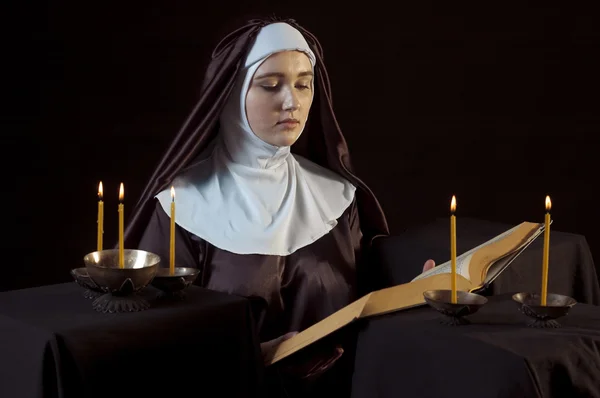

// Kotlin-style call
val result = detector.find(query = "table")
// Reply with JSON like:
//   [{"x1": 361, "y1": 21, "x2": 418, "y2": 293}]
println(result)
[
  {"x1": 0, "y1": 282, "x2": 264, "y2": 398},
  {"x1": 370, "y1": 217, "x2": 600, "y2": 305},
  {"x1": 351, "y1": 294, "x2": 600, "y2": 398}
]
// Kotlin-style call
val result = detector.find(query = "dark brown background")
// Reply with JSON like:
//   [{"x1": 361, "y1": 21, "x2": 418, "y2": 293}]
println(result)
[{"x1": 3, "y1": 0, "x2": 598, "y2": 291}]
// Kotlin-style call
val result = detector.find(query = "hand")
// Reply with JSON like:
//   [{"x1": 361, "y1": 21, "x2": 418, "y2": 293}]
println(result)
[
  {"x1": 261, "y1": 332, "x2": 344, "y2": 381},
  {"x1": 260, "y1": 331, "x2": 298, "y2": 362},
  {"x1": 422, "y1": 259, "x2": 435, "y2": 273},
  {"x1": 281, "y1": 344, "x2": 344, "y2": 382}
]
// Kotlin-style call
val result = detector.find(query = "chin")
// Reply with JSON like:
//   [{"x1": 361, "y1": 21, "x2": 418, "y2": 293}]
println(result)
[
  {"x1": 272, "y1": 129, "x2": 301, "y2": 147},
  {"x1": 278, "y1": 135, "x2": 301, "y2": 147}
]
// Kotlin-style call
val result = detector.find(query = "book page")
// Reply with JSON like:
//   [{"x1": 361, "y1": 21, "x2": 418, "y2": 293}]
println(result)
[
  {"x1": 360, "y1": 272, "x2": 473, "y2": 318},
  {"x1": 412, "y1": 252, "x2": 475, "y2": 281},
  {"x1": 266, "y1": 273, "x2": 473, "y2": 366},
  {"x1": 264, "y1": 294, "x2": 371, "y2": 365},
  {"x1": 466, "y1": 222, "x2": 541, "y2": 287},
  {"x1": 411, "y1": 223, "x2": 526, "y2": 282},
  {"x1": 482, "y1": 224, "x2": 544, "y2": 287}
]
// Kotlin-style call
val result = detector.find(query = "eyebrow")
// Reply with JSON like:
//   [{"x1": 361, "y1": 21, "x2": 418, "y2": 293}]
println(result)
[{"x1": 253, "y1": 71, "x2": 313, "y2": 80}]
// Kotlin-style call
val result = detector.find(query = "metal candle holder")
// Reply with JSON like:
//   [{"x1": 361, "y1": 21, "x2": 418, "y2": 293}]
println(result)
[
  {"x1": 423, "y1": 289, "x2": 488, "y2": 326},
  {"x1": 512, "y1": 292, "x2": 577, "y2": 328},
  {"x1": 83, "y1": 249, "x2": 160, "y2": 313},
  {"x1": 150, "y1": 267, "x2": 200, "y2": 300},
  {"x1": 70, "y1": 267, "x2": 103, "y2": 299}
]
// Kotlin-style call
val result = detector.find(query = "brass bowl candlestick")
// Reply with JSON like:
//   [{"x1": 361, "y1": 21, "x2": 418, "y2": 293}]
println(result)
[
  {"x1": 512, "y1": 292, "x2": 576, "y2": 328},
  {"x1": 423, "y1": 290, "x2": 488, "y2": 326},
  {"x1": 150, "y1": 267, "x2": 200, "y2": 300},
  {"x1": 83, "y1": 249, "x2": 160, "y2": 313},
  {"x1": 70, "y1": 267, "x2": 104, "y2": 299}
]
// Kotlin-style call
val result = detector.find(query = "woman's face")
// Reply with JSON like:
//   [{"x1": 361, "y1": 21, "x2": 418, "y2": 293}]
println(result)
[{"x1": 245, "y1": 50, "x2": 313, "y2": 147}]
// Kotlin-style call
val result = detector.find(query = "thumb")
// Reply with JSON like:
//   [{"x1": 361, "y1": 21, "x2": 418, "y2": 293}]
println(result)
[
  {"x1": 423, "y1": 259, "x2": 435, "y2": 272},
  {"x1": 280, "y1": 331, "x2": 298, "y2": 341}
]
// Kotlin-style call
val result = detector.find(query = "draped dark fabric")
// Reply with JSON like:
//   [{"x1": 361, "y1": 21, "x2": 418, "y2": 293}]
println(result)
[
  {"x1": 122, "y1": 17, "x2": 389, "y2": 254},
  {"x1": 138, "y1": 198, "x2": 363, "y2": 343}
]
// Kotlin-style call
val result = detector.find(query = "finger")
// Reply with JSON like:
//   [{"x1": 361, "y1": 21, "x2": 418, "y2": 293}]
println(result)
[
  {"x1": 282, "y1": 331, "x2": 298, "y2": 340},
  {"x1": 423, "y1": 259, "x2": 435, "y2": 272}
]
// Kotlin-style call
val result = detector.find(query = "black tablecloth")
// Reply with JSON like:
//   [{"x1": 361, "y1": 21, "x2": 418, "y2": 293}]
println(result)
[
  {"x1": 0, "y1": 282, "x2": 263, "y2": 398},
  {"x1": 371, "y1": 217, "x2": 600, "y2": 305},
  {"x1": 351, "y1": 294, "x2": 600, "y2": 398}
]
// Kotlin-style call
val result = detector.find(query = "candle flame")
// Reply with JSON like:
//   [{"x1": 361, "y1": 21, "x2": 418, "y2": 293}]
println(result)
[
  {"x1": 98, "y1": 181, "x2": 103, "y2": 199},
  {"x1": 119, "y1": 183, "x2": 124, "y2": 202},
  {"x1": 171, "y1": 186, "x2": 175, "y2": 201},
  {"x1": 450, "y1": 195, "x2": 456, "y2": 213},
  {"x1": 545, "y1": 195, "x2": 551, "y2": 212}
]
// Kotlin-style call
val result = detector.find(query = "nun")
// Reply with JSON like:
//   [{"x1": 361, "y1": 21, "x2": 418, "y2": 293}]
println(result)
[{"x1": 126, "y1": 17, "x2": 434, "y2": 396}]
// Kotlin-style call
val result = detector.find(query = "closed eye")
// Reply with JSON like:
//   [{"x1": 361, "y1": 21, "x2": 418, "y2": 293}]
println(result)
[
  {"x1": 260, "y1": 84, "x2": 311, "y2": 92},
  {"x1": 261, "y1": 85, "x2": 279, "y2": 92}
]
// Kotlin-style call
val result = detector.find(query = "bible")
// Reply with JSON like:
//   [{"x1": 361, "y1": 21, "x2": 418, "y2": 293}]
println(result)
[{"x1": 264, "y1": 220, "x2": 546, "y2": 365}]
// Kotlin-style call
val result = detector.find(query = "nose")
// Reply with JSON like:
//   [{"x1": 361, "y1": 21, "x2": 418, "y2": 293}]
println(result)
[{"x1": 282, "y1": 86, "x2": 300, "y2": 112}]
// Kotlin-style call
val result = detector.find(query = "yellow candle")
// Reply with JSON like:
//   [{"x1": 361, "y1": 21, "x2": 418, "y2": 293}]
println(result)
[
  {"x1": 450, "y1": 195, "x2": 457, "y2": 304},
  {"x1": 97, "y1": 181, "x2": 104, "y2": 252},
  {"x1": 118, "y1": 183, "x2": 125, "y2": 269},
  {"x1": 169, "y1": 186, "x2": 176, "y2": 275},
  {"x1": 541, "y1": 195, "x2": 551, "y2": 306}
]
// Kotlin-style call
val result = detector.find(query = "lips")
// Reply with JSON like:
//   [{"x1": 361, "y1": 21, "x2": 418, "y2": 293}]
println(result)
[{"x1": 278, "y1": 118, "x2": 300, "y2": 125}]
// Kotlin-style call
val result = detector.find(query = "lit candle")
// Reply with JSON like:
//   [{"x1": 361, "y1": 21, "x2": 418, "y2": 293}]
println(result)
[
  {"x1": 451, "y1": 195, "x2": 457, "y2": 304},
  {"x1": 118, "y1": 183, "x2": 125, "y2": 269},
  {"x1": 169, "y1": 186, "x2": 175, "y2": 275},
  {"x1": 97, "y1": 181, "x2": 104, "y2": 252},
  {"x1": 541, "y1": 195, "x2": 551, "y2": 306}
]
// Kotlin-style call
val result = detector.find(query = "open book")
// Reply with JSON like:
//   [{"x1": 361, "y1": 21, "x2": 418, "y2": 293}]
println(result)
[{"x1": 264, "y1": 220, "x2": 546, "y2": 366}]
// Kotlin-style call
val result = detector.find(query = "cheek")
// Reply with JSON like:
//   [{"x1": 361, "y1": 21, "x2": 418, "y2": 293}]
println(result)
[
  {"x1": 246, "y1": 93, "x2": 271, "y2": 126},
  {"x1": 300, "y1": 94, "x2": 313, "y2": 119}
]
